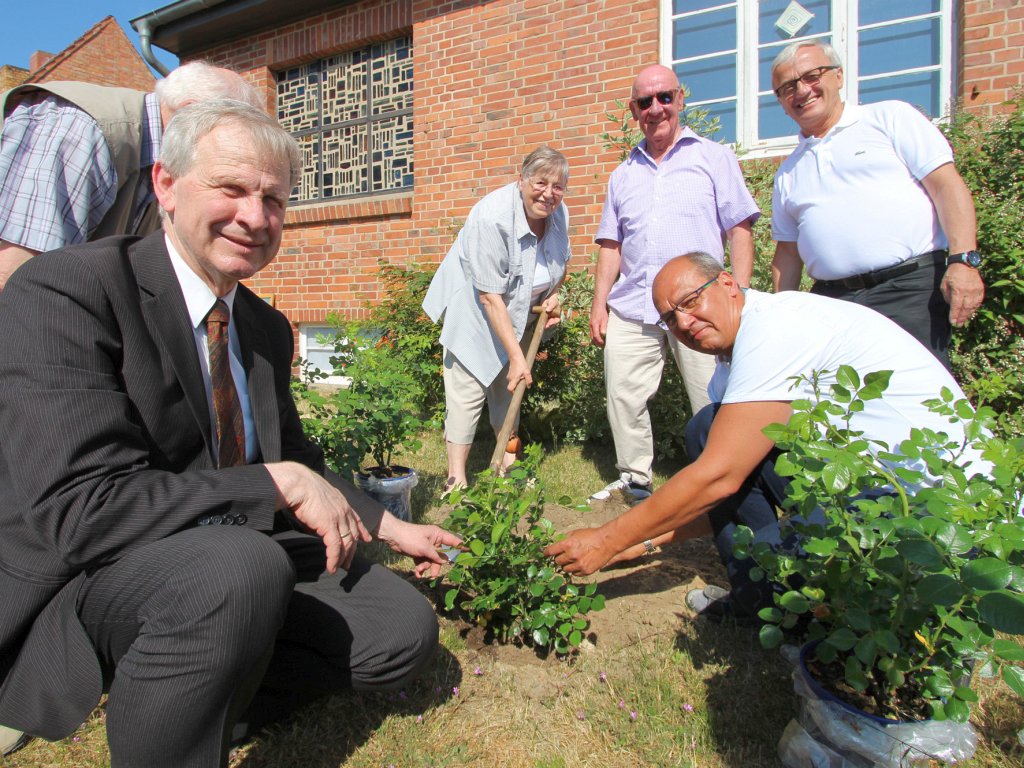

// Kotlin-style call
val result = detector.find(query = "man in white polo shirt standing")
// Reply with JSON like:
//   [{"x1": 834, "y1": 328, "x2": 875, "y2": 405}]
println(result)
[{"x1": 770, "y1": 40, "x2": 984, "y2": 368}]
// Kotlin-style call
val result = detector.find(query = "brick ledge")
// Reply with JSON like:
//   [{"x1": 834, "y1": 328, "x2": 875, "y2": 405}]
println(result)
[{"x1": 285, "y1": 192, "x2": 412, "y2": 226}]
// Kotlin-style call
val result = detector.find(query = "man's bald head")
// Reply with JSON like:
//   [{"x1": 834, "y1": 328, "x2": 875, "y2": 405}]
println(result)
[{"x1": 631, "y1": 65, "x2": 680, "y2": 100}]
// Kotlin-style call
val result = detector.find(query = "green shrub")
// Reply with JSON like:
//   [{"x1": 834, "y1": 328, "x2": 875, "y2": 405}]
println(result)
[
  {"x1": 364, "y1": 262, "x2": 445, "y2": 418},
  {"x1": 740, "y1": 156, "x2": 785, "y2": 293},
  {"x1": 738, "y1": 365, "x2": 1024, "y2": 721},
  {"x1": 522, "y1": 269, "x2": 607, "y2": 446},
  {"x1": 440, "y1": 445, "x2": 605, "y2": 653},
  {"x1": 293, "y1": 329, "x2": 428, "y2": 477},
  {"x1": 941, "y1": 97, "x2": 1024, "y2": 438}
]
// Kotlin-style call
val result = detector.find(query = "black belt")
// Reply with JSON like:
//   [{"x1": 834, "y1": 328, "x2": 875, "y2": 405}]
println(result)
[{"x1": 813, "y1": 250, "x2": 946, "y2": 291}]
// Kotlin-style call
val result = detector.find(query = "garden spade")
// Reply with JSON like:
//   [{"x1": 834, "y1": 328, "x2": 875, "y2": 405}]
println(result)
[{"x1": 489, "y1": 306, "x2": 549, "y2": 472}]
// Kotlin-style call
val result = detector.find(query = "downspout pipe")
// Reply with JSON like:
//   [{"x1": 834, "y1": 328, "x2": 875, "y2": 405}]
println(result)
[{"x1": 131, "y1": 0, "x2": 231, "y2": 77}]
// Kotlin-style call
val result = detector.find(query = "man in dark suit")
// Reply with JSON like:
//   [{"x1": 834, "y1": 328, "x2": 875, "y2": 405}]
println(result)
[{"x1": 0, "y1": 99, "x2": 460, "y2": 767}]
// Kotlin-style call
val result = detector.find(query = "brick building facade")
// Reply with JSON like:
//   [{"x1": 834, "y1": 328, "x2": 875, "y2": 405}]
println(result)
[
  {"x1": 4, "y1": 17, "x2": 155, "y2": 92},
  {"x1": 136, "y1": 0, "x2": 1022, "y2": 353},
  {"x1": 960, "y1": 0, "x2": 1024, "y2": 115}
]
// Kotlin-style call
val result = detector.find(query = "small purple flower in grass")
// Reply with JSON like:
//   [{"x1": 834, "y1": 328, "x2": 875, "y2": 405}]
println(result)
[
  {"x1": 598, "y1": 671, "x2": 607, "y2": 682},
  {"x1": 452, "y1": 686, "x2": 460, "y2": 697},
  {"x1": 618, "y1": 699, "x2": 626, "y2": 709},
  {"x1": 576, "y1": 709, "x2": 585, "y2": 721},
  {"x1": 473, "y1": 666, "x2": 483, "y2": 676},
  {"x1": 434, "y1": 686, "x2": 442, "y2": 694},
  {"x1": 682, "y1": 703, "x2": 694, "y2": 713},
  {"x1": 399, "y1": 690, "x2": 408, "y2": 700},
  {"x1": 416, "y1": 715, "x2": 423, "y2": 724},
  {"x1": 630, "y1": 710, "x2": 637, "y2": 721},
  {"x1": 73, "y1": 736, "x2": 81, "y2": 743}
]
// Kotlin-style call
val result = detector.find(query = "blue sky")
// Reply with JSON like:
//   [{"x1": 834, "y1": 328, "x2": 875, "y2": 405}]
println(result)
[{"x1": 1, "y1": 0, "x2": 179, "y2": 75}]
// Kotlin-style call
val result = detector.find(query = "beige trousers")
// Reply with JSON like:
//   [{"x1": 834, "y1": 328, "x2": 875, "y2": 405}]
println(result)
[
  {"x1": 604, "y1": 310, "x2": 716, "y2": 486},
  {"x1": 441, "y1": 350, "x2": 517, "y2": 445}
]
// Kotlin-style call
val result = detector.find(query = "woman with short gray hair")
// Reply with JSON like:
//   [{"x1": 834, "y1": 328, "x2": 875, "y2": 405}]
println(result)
[{"x1": 423, "y1": 146, "x2": 571, "y2": 491}]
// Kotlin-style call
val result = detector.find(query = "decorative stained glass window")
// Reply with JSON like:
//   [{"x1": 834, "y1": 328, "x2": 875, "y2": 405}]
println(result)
[{"x1": 277, "y1": 37, "x2": 414, "y2": 202}]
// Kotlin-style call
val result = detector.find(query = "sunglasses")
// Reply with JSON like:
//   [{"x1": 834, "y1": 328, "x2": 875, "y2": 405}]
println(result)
[
  {"x1": 633, "y1": 89, "x2": 678, "y2": 111},
  {"x1": 657, "y1": 275, "x2": 719, "y2": 331},
  {"x1": 774, "y1": 65, "x2": 840, "y2": 99}
]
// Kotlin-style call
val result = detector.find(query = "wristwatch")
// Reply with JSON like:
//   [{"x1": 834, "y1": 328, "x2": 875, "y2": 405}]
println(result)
[{"x1": 946, "y1": 250, "x2": 983, "y2": 269}]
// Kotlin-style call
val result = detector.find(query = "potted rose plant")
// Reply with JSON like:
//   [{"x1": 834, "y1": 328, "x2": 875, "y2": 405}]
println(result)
[
  {"x1": 295, "y1": 328, "x2": 428, "y2": 521},
  {"x1": 734, "y1": 366, "x2": 1024, "y2": 764}
]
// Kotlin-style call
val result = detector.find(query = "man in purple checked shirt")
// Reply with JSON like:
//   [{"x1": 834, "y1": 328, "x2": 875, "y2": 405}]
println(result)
[{"x1": 589, "y1": 64, "x2": 760, "y2": 504}]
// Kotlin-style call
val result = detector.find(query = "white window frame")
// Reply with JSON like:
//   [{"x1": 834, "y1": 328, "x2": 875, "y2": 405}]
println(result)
[
  {"x1": 661, "y1": 0, "x2": 955, "y2": 158},
  {"x1": 298, "y1": 325, "x2": 352, "y2": 387}
]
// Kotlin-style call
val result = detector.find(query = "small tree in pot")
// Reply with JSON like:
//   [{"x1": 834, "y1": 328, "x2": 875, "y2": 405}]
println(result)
[
  {"x1": 735, "y1": 367, "x2": 1024, "y2": 760},
  {"x1": 295, "y1": 328, "x2": 428, "y2": 520}
]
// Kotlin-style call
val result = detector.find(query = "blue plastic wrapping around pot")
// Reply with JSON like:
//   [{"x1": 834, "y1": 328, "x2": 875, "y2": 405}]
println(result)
[
  {"x1": 776, "y1": 642, "x2": 978, "y2": 767},
  {"x1": 355, "y1": 466, "x2": 418, "y2": 522}
]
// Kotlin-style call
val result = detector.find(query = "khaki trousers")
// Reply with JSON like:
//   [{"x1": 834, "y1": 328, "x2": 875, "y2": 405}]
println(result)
[{"x1": 604, "y1": 310, "x2": 717, "y2": 486}]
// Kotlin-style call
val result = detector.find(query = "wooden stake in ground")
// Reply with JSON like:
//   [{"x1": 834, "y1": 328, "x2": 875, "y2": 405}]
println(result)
[{"x1": 489, "y1": 306, "x2": 549, "y2": 472}]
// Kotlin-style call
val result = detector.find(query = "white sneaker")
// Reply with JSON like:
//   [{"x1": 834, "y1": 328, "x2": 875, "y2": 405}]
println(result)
[
  {"x1": 589, "y1": 474, "x2": 652, "y2": 502},
  {"x1": 0, "y1": 725, "x2": 29, "y2": 756}
]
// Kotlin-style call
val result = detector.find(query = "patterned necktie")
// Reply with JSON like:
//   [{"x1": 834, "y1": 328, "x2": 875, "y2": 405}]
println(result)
[{"x1": 206, "y1": 299, "x2": 246, "y2": 468}]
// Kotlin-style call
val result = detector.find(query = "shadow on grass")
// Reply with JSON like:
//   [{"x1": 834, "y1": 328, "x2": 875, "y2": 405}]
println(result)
[
  {"x1": 676, "y1": 620, "x2": 797, "y2": 767},
  {"x1": 235, "y1": 644, "x2": 463, "y2": 768}
]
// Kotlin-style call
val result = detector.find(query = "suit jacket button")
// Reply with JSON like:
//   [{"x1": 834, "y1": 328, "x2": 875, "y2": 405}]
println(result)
[
  {"x1": 235, "y1": 514, "x2": 247, "y2": 525},
  {"x1": 198, "y1": 516, "x2": 211, "y2": 526},
  {"x1": 222, "y1": 514, "x2": 236, "y2": 525},
  {"x1": 211, "y1": 514, "x2": 223, "y2": 525}
]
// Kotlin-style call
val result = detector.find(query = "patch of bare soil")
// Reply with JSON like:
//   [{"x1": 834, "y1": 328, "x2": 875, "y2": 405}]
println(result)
[
  {"x1": 432, "y1": 490, "x2": 729, "y2": 675},
  {"x1": 542, "y1": 491, "x2": 728, "y2": 651}
]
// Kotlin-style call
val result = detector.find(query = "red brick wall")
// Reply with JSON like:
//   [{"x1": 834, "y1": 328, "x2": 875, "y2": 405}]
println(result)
[
  {"x1": 187, "y1": 0, "x2": 1022, "y2": 327},
  {"x1": 33, "y1": 20, "x2": 155, "y2": 91},
  {"x1": 190, "y1": 0, "x2": 653, "y2": 325},
  {"x1": 960, "y1": 0, "x2": 1024, "y2": 116}
]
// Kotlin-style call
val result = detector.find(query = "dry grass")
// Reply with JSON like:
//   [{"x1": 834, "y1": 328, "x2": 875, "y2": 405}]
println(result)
[{"x1": 7, "y1": 432, "x2": 1024, "y2": 767}]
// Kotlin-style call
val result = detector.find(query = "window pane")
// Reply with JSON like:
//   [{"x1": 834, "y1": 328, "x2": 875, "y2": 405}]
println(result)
[
  {"x1": 688, "y1": 101, "x2": 735, "y2": 143},
  {"x1": 302, "y1": 326, "x2": 342, "y2": 374},
  {"x1": 673, "y1": 7, "x2": 735, "y2": 60},
  {"x1": 859, "y1": 71, "x2": 941, "y2": 117},
  {"x1": 277, "y1": 65, "x2": 319, "y2": 132},
  {"x1": 370, "y1": 114, "x2": 414, "y2": 192},
  {"x1": 303, "y1": 348, "x2": 336, "y2": 375},
  {"x1": 759, "y1": 0, "x2": 831, "y2": 43},
  {"x1": 859, "y1": 19, "x2": 940, "y2": 77},
  {"x1": 323, "y1": 51, "x2": 368, "y2": 125},
  {"x1": 294, "y1": 134, "x2": 319, "y2": 201},
  {"x1": 860, "y1": 0, "x2": 940, "y2": 26},
  {"x1": 322, "y1": 124, "x2": 368, "y2": 198},
  {"x1": 757, "y1": 94, "x2": 793, "y2": 140},
  {"x1": 675, "y1": 54, "x2": 735, "y2": 102},
  {"x1": 672, "y1": 0, "x2": 721, "y2": 14},
  {"x1": 370, "y1": 38, "x2": 413, "y2": 116}
]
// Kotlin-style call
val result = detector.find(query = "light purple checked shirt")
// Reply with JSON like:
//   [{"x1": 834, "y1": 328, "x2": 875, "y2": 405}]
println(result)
[
  {"x1": 0, "y1": 92, "x2": 161, "y2": 253},
  {"x1": 596, "y1": 127, "x2": 760, "y2": 325}
]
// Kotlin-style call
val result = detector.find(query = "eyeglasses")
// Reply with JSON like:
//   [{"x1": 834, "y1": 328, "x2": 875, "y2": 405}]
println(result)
[
  {"x1": 774, "y1": 65, "x2": 839, "y2": 99},
  {"x1": 529, "y1": 178, "x2": 566, "y2": 196},
  {"x1": 632, "y1": 89, "x2": 678, "y2": 111},
  {"x1": 657, "y1": 275, "x2": 719, "y2": 330}
]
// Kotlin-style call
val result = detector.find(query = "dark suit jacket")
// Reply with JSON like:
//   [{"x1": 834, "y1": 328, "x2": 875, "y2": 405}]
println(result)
[{"x1": 0, "y1": 233, "x2": 383, "y2": 738}]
